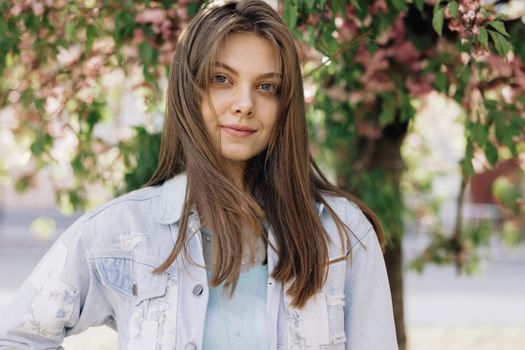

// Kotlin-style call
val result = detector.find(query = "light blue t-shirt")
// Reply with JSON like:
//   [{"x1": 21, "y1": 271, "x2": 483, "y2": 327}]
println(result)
[{"x1": 203, "y1": 264, "x2": 268, "y2": 350}]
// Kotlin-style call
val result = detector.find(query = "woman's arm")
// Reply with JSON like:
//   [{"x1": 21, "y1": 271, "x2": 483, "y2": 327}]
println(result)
[
  {"x1": 343, "y1": 202, "x2": 398, "y2": 350},
  {"x1": 0, "y1": 218, "x2": 113, "y2": 349}
]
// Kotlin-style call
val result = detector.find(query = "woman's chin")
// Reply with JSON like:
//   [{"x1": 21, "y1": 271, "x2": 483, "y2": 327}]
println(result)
[{"x1": 220, "y1": 149, "x2": 259, "y2": 164}]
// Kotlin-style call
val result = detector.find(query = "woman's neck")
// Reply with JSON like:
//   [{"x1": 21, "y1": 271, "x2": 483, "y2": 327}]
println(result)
[{"x1": 226, "y1": 161, "x2": 246, "y2": 190}]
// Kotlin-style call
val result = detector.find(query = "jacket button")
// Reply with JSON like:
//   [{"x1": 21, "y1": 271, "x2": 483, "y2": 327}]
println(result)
[
  {"x1": 192, "y1": 284, "x2": 203, "y2": 296},
  {"x1": 185, "y1": 342, "x2": 197, "y2": 350},
  {"x1": 132, "y1": 283, "x2": 138, "y2": 296}
]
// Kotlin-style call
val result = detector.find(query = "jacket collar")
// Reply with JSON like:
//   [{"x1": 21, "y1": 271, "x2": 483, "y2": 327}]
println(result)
[
  {"x1": 156, "y1": 173, "x2": 188, "y2": 225},
  {"x1": 155, "y1": 172, "x2": 325, "y2": 225}
]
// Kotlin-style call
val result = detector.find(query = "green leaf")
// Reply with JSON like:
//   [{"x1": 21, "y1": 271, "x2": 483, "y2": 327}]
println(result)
[
  {"x1": 459, "y1": 65, "x2": 471, "y2": 85},
  {"x1": 30, "y1": 132, "x2": 53, "y2": 157},
  {"x1": 433, "y1": 0, "x2": 443, "y2": 15},
  {"x1": 484, "y1": 99, "x2": 498, "y2": 110},
  {"x1": 139, "y1": 42, "x2": 153, "y2": 64},
  {"x1": 87, "y1": 109, "x2": 101, "y2": 132},
  {"x1": 65, "y1": 21, "x2": 76, "y2": 42},
  {"x1": 305, "y1": 0, "x2": 315, "y2": 10},
  {"x1": 489, "y1": 21, "x2": 510, "y2": 38},
  {"x1": 283, "y1": 1, "x2": 298, "y2": 27},
  {"x1": 448, "y1": 1, "x2": 459, "y2": 17},
  {"x1": 392, "y1": 0, "x2": 408, "y2": 12},
  {"x1": 142, "y1": 65, "x2": 157, "y2": 88},
  {"x1": 484, "y1": 142, "x2": 498, "y2": 166},
  {"x1": 350, "y1": 0, "x2": 362, "y2": 11},
  {"x1": 478, "y1": 28, "x2": 488, "y2": 48},
  {"x1": 414, "y1": 0, "x2": 424, "y2": 12},
  {"x1": 494, "y1": 113, "x2": 506, "y2": 144},
  {"x1": 86, "y1": 24, "x2": 96, "y2": 52},
  {"x1": 488, "y1": 30, "x2": 512, "y2": 56},
  {"x1": 434, "y1": 71, "x2": 447, "y2": 92},
  {"x1": 471, "y1": 122, "x2": 487, "y2": 146},
  {"x1": 462, "y1": 158, "x2": 475, "y2": 176},
  {"x1": 462, "y1": 139, "x2": 475, "y2": 175},
  {"x1": 400, "y1": 92, "x2": 415, "y2": 122},
  {"x1": 432, "y1": 8, "x2": 445, "y2": 36},
  {"x1": 379, "y1": 95, "x2": 395, "y2": 127}
]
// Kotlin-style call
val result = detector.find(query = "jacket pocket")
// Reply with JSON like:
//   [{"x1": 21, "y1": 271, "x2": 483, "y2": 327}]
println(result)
[
  {"x1": 94, "y1": 257, "x2": 168, "y2": 304},
  {"x1": 94, "y1": 257, "x2": 177, "y2": 350},
  {"x1": 130, "y1": 276, "x2": 179, "y2": 350}
]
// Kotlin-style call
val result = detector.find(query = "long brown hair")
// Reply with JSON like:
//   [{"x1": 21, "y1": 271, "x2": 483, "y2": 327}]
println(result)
[{"x1": 147, "y1": 0, "x2": 385, "y2": 308}]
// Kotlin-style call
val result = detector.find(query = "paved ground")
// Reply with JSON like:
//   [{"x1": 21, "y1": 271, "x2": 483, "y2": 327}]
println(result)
[{"x1": 1, "y1": 207, "x2": 524, "y2": 349}]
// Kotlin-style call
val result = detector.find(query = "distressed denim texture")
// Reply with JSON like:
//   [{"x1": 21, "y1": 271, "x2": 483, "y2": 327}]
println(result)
[{"x1": 0, "y1": 173, "x2": 398, "y2": 350}]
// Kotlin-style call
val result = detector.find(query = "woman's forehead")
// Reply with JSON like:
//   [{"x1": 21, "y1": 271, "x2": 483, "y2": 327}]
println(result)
[{"x1": 213, "y1": 32, "x2": 281, "y2": 75}]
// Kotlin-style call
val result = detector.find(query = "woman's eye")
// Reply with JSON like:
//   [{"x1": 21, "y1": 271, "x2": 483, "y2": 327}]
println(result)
[
  {"x1": 213, "y1": 74, "x2": 229, "y2": 84},
  {"x1": 260, "y1": 82, "x2": 277, "y2": 94}
]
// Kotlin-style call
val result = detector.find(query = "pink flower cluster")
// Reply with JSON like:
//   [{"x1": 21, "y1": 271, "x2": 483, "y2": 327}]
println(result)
[
  {"x1": 133, "y1": 6, "x2": 190, "y2": 65},
  {"x1": 8, "y1": 0, "x2": 66, "y2": 18},
  {"x1": 447, "y1": 0, "x2": 494, "y2": 37}
]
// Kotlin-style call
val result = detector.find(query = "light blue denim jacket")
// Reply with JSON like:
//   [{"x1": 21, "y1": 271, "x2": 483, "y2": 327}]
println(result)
[{"x1": 0, "y1": 173, "x2": 398, "y2": 350}]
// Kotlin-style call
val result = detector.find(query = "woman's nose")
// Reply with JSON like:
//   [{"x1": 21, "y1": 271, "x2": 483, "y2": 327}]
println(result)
[{"x1": 231, "y1": 85, "x2": 254, "y2": 117}]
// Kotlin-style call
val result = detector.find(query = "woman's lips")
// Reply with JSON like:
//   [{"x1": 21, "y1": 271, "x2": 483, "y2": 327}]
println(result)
[{"x1": 220, "y1": 125, "x2": 256, "y2": 137}]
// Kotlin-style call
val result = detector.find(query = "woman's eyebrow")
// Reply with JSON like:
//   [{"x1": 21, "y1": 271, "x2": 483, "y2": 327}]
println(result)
[{"x1": 215, "y1": 61, "x2": 282, "y2": 79}]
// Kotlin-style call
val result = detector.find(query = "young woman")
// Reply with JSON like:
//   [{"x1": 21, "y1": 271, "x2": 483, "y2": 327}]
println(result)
[{"x1": 0, "y1": 1, "x2": 397, "y2": 349}]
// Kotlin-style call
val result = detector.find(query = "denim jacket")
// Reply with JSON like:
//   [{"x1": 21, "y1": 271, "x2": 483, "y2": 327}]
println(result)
[{"x1": 0, "y1": 173, "x2": 398, "y2": 350}]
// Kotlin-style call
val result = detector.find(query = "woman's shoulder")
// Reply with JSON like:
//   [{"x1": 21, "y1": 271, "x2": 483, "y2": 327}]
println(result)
[
  {"x1": 319, "y1": 193, "x2": 375, "y2": 248},
  {"x1": 62, "y1": 184, "x2": 177, "y2": 265},
  {"x1": 83, "y1": 185, "x2": 163, "y2": 223},
  {"x1": 65, "y1": 185, "x2": 164, "y2": 246}
]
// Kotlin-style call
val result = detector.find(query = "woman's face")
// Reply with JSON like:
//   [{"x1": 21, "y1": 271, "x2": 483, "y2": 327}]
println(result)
[{"x1": 201, "y1": 32, "x2": 281, "y2": 169}]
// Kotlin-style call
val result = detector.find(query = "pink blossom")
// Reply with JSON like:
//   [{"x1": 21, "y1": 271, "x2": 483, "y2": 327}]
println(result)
[
  {"x1": 161, "y1": 19, "x2": 173, "y2": 38},
  {"x1": 448, "y1": 19, "x2": 463, "y2": 32},
  {"x1": 152, "y1": 24, "x2": 162, "y2": 35},
  {"x1": 136, "y1": 8, "x2": 167, "y2": 25},
  {"x1": 326, "y1": 86, "x2": 347, "y2": 102},
  {"x1": 177, "y1": 7, "x2": 188, "y2": 21},
  {"x1": 368, "y1": 0, "x2": 387, "y2": 15},
  {"x1": 159, "y1": 41, "x2": 175, "y2": 65},
  {"x1": 45, "y1": 0, "x2": 65, "y2": 9},
  {"x1": 485, "y1": 55, "x2": 512, "y2": 77},
  {"x1": 38, "y1": 27, "x2": 49, "y2": 39},
  {"x1": 471, "y1": 46, "x2": 489, "y2": 61},
  {"x1": 390, "y1": 41, "x2": 420, "y2": 66},
  {"x1": 363, "y1": 73, "x2": 395, "y2": 93},
  {"x1": 461, "y1": 0, "x2": 479, "y2": 13},
  {"x1": 132, "y1": 28, "x2": 146, "y2": 44},
  {"x1": 83, "y1": 56, "x2": 104, "y2": 77},
  {"x1": 337, "y1": 21, "x2": 358, "y2": 43},
  {"x1": 512, "y1": 57, "x2": 525, "y2": 89},
  {"x1": 10, "y1": 4, "x2": 23, "y2": 17},
  {"x1": 32, "y1": 2, "x2": 45, "y2": 16},
  {"x1": 406, "y1": 73, "x2": 435, "y2": 97},
  {"x1": 354, "y1": 45, "x2": 390, "y2": 82},
  {"x1": 389, "y1": 15, "x2": 406, "y2": 42},
  {"x1": 462, "y1": 10, "x2": 476, "y2": 22},
  {"x1": 21, "y1": 51, "x2": 35, "y2": 66},
  {"x1": 355, "y1": 112, "x2": 382, "y2": 139},
  {"x1": 307, "y1": 14, "x2": 320, "y2": 26}
]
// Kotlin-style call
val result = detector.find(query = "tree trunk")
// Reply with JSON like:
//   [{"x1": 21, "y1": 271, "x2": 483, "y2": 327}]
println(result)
[
  {"x1": 337, "y1": 120, "x2": 409, "y2": 350},
  {"x1": 385, "y1": 238, "x2": 406, "y2": 350},
  {"x1": 369, "y1": 122, "x2": 408, "y2": 350}
]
